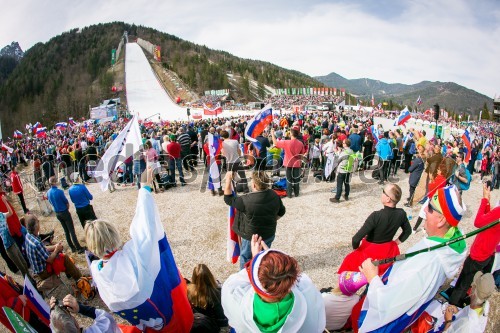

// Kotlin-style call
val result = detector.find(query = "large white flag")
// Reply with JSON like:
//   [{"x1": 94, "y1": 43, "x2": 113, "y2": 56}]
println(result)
[{"x1": 93, "y1": 116, "x2": 142, "y2": 191}]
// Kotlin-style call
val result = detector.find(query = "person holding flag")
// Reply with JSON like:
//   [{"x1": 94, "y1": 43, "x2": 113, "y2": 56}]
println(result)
[
  {"x1": 13, "y1": 130, "x2": 22, "y2": 139},
  {"x1": 416, "y1": 96, "x2": 423, "y2": 106},
  {"x1": 84, "y1": 167, "x2": 193, "y2": 332},
  {"x1": 0, "y1": 271, "x2": 51, "y2": 332},
  {"x1": 223, "y1": 171, "x2": 286, "y2": 269},
  {"x1": 203, "y1": 129, "x2": 223, "y2": 196}
]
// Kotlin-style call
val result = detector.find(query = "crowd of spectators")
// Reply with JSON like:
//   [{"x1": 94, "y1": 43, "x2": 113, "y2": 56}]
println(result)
[{"x1": 0, "y1": 105, "x2": 499, "y2": 332}]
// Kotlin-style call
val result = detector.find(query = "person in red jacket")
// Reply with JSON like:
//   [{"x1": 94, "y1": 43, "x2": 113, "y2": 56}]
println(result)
[
  {"x1": 166, "y1": 134, "x2": 186, "y2": 186},
  {"x1": 0, "y1": 271, "x2": 50, "y2": 332},
  {"x1": 448, "y1": 182, "x2": 500, "y2": 306},
  {"x1": 10, "y1": 166, "x2": 28, "y2": 213}
]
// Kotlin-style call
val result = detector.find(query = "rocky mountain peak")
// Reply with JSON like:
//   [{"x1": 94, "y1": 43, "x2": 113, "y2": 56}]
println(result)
[{"x1": 0, "y1": 41, "x2": 24, "y2": 61}]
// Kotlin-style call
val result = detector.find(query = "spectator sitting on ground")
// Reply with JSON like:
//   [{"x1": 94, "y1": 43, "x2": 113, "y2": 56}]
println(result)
[
  {"x1": 221, "y1": 234, "x2": 326, "y2": 332},
  {"x1": 24, "y1": 214, "x2": 82, "y2": 290},
  {"x1": 49, "y1": 294, "x2": 137, "y2": 333},
  {"x1": 187, "y1": 264, "x2": 228, "y2": 332},
  {"x1": 322, "y1": 282, "x2": 360, "y2": 331},
  {"x1": 441, "y1": 272, "x2": 496, "y2": 332},
  {"x1": 411, "y1": 272, "x2": 496, "y2": 332},
  {"x1": 0, "y1": 270, "x2": 51, "y2": 332}
]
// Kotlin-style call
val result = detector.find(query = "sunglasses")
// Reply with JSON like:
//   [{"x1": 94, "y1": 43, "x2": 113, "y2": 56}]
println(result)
[
  {"x1": 427, "y1": 201, "x2": 443, "y2": 215},
  {"x1": 382, "y1": 189, "x2": 395, "y2": 202}
]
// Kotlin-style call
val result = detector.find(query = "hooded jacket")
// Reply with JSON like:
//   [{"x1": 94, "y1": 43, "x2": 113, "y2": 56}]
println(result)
[
  {"x1": 376, "y1": 138, "x2": 393, "y2": 161},
  {"x1": 221, "y1": 269, "x2": 326, "y2": 333},
  {"x1": 358, "y1": 233, "x2": 467, "y2": 332}
]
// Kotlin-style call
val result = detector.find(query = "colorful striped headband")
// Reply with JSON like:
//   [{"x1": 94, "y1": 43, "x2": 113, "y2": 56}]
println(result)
[
  {"x1": 431, "y1": 185, "x2": 465, "y2": 226},
  {"x1": 246, "y1": 249, "x2": 287, "y2": 299}
]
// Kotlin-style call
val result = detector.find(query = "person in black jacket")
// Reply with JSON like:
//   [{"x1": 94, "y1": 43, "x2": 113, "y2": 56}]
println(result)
[
  {"x1": 405, "y1": 150, "x2": 425, "y2": 207},
  {"x1": 337, "y1": 184, "x2": 411, "y2": 274},
  {"x1": 223, "y1": 171, "x2": 286, "y2": 269}
]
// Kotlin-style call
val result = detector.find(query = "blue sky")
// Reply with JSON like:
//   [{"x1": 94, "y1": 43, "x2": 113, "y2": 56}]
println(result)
[{"x1": 1, "y1": 0, "x2": 499, "y2": 99}]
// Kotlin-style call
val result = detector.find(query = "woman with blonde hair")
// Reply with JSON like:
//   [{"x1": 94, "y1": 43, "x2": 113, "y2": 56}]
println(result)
[
  {"x1": 187, "y1": 264, "x2": 227, "y2": 331},
  {"x1": 84, "y1": 219, "x2": 122, "y2": 259},
  {"x1": 83, "y1": 168, "x2": 193, "y2": 332}
]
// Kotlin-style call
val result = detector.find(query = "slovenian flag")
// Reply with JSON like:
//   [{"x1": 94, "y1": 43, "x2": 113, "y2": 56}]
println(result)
[
  {"x1": 55, "y1": 122, "x2": 68, "y2": 130},
  {"x1": 69, "y1": 117, "x2": 77, "y2": 127},
  {"x1": 394, "y1": 107, "x2": 411, "y2": 126},
  {"x1": 207, "y1": 133, "x2": 222, "y2": 191},
  {"x1": 13, "y1": 130, "x2": 23, "y2": 139},
  {"x1": 32, "y1": 122, "x2": 41, "y2": 134},
  {"x1": 36, "y1": 127, "x2": 47, "y2": 138},
  {"x1": 1, "y1": 144, "x2": 13, "y2": 154},
  {"x1": 90, "y1": 188, "x2": 193, "y2": 332},
  {"x1": 23, "y1": 275, "x2": 51, "y2": 327},
  {"x1": 484, "y1": 138, "x2": 492, "y2": 150},
  {"x1": 371, "y1": 125, "x2": 380, "y2": 144},
  {"x1": 227, "y1": 188, "x2": 240, "y2": 264},
  {"x1": 416, "y1": 95, "x2": 423, "y2": 106},
  {"x1": 462, "y1": 129, "x2": 471, "y2": 163},
  {"x1": 203, "y1": 102, "x2": 222, "y2": 116},
  {"x1": 244, "y1": 105, "x2": 273, "y2": 150}
]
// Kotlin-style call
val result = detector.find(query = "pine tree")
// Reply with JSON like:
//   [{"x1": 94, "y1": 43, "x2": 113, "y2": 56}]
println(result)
[{"x1": 481, "y1": 102, "x2": 491, "y2": 120}]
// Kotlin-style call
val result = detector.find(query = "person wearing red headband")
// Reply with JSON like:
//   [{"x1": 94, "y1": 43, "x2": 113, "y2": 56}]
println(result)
[{"x1": 221, "y1": 234, "x2": 325, "y2": 332}]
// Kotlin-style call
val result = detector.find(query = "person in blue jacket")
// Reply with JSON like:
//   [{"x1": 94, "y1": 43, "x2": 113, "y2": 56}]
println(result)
[{"x1": 376, "y1": 131, "x2": 393, "y2": 184}]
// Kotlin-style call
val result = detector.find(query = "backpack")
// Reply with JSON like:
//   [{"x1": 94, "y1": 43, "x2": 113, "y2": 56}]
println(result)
[
  {"x1": 409, "y1": 142, "x2": 416, "y2": 155},
  {"x1": 76, "y1": 276, "x2": 97, "y2": 300},
  {"x1": 459, "y1": 167, "x2": 472, "y2": 191},
  {"x1": 344, "y1": 152, "x2": 360, "y2": 173}
]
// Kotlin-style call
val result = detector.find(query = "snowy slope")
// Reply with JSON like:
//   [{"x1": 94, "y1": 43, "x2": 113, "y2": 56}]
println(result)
[
  {"x1": 125, "y1": 43, "x2": 257, "y2": 121},
  {"x1": 125, "y1": 43, "x2": 188, "y2": 121}
]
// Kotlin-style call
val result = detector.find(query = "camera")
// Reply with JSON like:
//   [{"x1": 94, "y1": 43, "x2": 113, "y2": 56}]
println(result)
[{"x1": 486, "y1": 180, "x2": 492, "y2": 190}]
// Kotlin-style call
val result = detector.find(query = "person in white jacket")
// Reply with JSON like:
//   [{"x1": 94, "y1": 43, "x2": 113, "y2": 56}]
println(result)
[
  {"x1": 357, "y1": 185, "x2": 467, "y2": 332},
  {"x1": 222, "y1": 234, "x2": 325, "y2": 333}
]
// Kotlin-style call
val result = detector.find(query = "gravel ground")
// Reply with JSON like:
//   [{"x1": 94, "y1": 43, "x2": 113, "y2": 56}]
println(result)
[{"x1": 2, "y1": 164, "x2": 498, "y2": 332}]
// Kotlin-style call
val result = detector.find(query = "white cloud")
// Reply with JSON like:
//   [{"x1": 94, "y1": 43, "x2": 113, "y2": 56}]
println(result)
[{"x1": 0, "y1": 0, "x2": 498, "y2": 97}]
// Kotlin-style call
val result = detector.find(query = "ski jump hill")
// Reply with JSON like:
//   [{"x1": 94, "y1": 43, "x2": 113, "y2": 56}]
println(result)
[{"x1": 125, "y1": 43, "x2": 254, "y2": 122}]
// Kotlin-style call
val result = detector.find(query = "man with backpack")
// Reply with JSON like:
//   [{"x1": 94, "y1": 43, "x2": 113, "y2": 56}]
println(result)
[
  {"x1": 330, "y1": 139, "x2": 356, "y2": 203},
  {"x1": 453, "y1": 152, "x2": 471, "y2": 194}
]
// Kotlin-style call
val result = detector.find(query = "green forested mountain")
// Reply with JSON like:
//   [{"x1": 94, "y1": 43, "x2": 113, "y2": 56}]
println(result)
[
  {"x1": 0, "y1": 22, "x2": 321, "y2": 135},
  {"x1": 315, "y1": 72, "x2": 493, "y2": 117}
]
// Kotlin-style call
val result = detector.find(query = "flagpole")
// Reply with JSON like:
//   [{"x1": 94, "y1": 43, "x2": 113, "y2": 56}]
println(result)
[{"x1": 373, "y1": 220, "x2": 499, "y2": 266}]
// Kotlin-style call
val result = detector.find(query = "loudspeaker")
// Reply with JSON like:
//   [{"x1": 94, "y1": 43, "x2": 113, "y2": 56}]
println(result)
[{"x1": 433, "y1": 104, "x2": 440, "y2": 121}]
